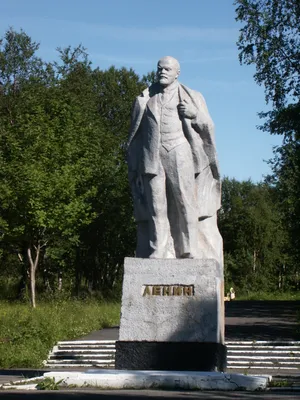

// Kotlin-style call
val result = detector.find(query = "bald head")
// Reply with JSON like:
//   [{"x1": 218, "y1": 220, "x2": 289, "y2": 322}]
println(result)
[{"x1": 157, "y1": 56, "x2": 180, "y2": 87}]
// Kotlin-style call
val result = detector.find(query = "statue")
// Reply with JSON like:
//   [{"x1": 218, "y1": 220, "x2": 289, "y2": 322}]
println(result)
[{"x1": 127, "y1": 56, "x2": 222, "y2": 261}]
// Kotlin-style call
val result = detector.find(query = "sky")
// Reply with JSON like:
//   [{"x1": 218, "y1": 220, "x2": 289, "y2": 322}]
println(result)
[{"x1": 0, "y1": 0, "x2": 283, "y2": 182}]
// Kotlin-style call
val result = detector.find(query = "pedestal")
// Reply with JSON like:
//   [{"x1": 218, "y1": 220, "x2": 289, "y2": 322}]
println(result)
[{"x1": 115, "y1": 257, "x2": 226, "y2": 371}]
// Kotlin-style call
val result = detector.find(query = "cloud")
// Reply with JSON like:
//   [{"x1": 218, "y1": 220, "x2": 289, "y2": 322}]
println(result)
[
  {"x1": 89, "y1": 47, "x2": 238, "y2": 69},
  {"x1": 202, "y1": 78, "x2": 250, "y2": 89},
  {"x1": 86, "y1": 24, "x2": 238, "y2": 42},
  {"x1": 181, "y1": 54, "x2": 237, "y2": 64},
  {"x1": 185, "y1": 78, "x2": 252, "y2": 94},
  {"x1": 0, "y1": 16, "x2": 238, "y2": 43}
]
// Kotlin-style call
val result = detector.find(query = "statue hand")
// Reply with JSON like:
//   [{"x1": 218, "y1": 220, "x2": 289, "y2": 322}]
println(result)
[{"x1": 178, "y1": 99, "x2": 197, "y2": 119}]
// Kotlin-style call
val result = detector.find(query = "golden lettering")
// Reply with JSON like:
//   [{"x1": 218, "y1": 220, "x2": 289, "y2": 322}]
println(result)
[
  {"x1": 142, "y1": 285, "x2": 194, "y2": 296},
  {"x1": 143, "y1": 285, "x2": 151, "y2": 296},
  {"x1": 184, "y1": 286, "x2": 193, "y2": 296},
  {"x1": 173, "y1": 286, "x2": 183, "y2": 296},
  {"x1": 163, "y1": 286, "x2": 171, "y2": 296},
  {"x1": 152, "y1": 286, "x2": 161, "y2": 295}
]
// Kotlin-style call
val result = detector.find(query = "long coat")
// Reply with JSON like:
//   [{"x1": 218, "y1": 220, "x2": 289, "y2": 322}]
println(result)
[{"x1": 127, "y1": 82, "x2": 221, "y2": 222}]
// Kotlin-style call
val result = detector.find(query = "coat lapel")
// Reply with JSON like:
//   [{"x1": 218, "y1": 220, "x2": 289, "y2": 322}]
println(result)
[{"x1": 146, "y1": 92, "x2": 160, "y2": 124}]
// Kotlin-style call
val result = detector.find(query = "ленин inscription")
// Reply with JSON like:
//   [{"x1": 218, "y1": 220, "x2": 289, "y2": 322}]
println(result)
[{"x1": 142, "y1": 285, "x2": 194, "y2": 296}]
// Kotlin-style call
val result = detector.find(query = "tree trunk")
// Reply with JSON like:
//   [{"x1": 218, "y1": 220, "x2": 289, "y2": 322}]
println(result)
[
  {"x1": 27, "y1": 244, "x2": 41, "y2": 308},
  {"x1": 17, "y1": 251, "x2": 29, "y2": 299},
  {"x1": 278, "y1": 272, "x2": 282, "y2": 289},
  {"x1": 58, "y1": 271, "x2": 63, "y2": 291},
  {"x1": 253, "y1": 250, "x2": 257, "y2": 273}
]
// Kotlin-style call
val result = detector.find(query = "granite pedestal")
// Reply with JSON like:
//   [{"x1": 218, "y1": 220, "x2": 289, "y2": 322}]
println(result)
[{"x1": 115, "y1": 257, "x2": 226, "y2": 371}]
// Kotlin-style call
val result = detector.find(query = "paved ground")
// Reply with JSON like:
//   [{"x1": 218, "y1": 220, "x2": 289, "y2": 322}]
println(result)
[
  {"x1": 225, "y1": 300, "x2": 300, "y2": 341},
  {"x1": 1, "y1": 388, "x2": 300, "y2": 399}
]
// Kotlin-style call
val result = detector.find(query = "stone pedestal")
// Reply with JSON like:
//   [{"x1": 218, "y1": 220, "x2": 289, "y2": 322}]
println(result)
[{"x1": 115, "y1": 258, "x2": 226, "y2": 371}]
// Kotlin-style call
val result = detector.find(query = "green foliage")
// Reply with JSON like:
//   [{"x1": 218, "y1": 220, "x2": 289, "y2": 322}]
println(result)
[
  {"x1": 235, "y1": 0, "x2": 300, "y2": 109},
  {"x1": 0, "y1": 28, "x2": 147, "y2": 304},
  {"x1": 267, "y1": 137, "x2": 300, "y2": 269},
  {"x1": 36, "y1": 377, "x2": 63, "y2": 390},
  {"x1": 0, "y1": 300, "x2": 120, "y2": 368},
  {"x1": 0, "y1": 27, "x2": 50, "y2": 92},
  {"x1": 237, "y1": 291, "x2": 300, "y2": 300},
  {"x1": 235, "y1": 1, "x2": 300, "y2": 285},
  {"x1": 2, "y1": 26, "x2": 298, "y2": 303},
  {"x1": 219, "y1": 178, "x2": 289, "y2": 292}
]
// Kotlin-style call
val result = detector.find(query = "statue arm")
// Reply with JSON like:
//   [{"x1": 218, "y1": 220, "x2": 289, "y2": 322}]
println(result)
[{"x1": 179, "y1": 85, "x2": 214, "y2": 141}]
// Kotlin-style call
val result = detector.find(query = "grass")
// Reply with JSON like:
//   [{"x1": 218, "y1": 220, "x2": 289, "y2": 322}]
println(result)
[
  {"x1": 234, "y1": 291, "x2": 300, "y2": 301},
  {"x1": 0, "y1": 299, "x2": 120, "y2": 368}
]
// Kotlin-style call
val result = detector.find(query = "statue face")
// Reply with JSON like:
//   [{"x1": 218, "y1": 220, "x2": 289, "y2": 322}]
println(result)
[{"x1": 157, "y1": 58, "x2": 180, "y2": 87}]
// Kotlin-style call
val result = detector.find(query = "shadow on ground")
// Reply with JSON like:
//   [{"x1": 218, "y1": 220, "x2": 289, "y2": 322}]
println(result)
[{"x1": 225, "y1": 300, "x2": 300, "y2": 341}]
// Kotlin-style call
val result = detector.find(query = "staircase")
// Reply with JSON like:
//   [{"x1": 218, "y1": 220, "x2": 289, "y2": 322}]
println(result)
[
  {"x1": 227, "y1": 341, "x2": 300, "y2": 371},
  {"x1": 44, "y1": 340, "x2": 115, "y2": 368},
  {"x1": 45, "y1": 340, "x2": 300, "y2": 372}
]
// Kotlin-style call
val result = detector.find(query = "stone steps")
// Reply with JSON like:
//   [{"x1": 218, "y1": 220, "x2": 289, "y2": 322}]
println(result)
[
  {"x1": 227, "y1": 341, "x2": 300, "y2": 371},
  {"x1": 44, "y1": 340, "x2": 116, "y2": 368},
  {"x1": 44, "y1": 340, "x2": 300, "y2": 372}
]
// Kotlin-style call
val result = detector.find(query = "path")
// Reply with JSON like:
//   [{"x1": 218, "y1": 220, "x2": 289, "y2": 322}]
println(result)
[{"x1": 225, "y1": 300, "x2": 300, "y2": 341}]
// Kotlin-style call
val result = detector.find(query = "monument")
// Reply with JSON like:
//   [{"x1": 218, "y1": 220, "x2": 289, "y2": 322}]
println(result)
[{"x1": 115, "y1": 56, "x2": 226, "y2": 371}]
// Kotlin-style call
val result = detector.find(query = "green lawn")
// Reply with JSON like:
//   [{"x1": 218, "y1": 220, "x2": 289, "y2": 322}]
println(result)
[
  {"x1": 0, "y1": 300, "x2": 120, "y2": 368},
  {"x1": 235, "y1": 291, "x2": 300, "y2": 301}
]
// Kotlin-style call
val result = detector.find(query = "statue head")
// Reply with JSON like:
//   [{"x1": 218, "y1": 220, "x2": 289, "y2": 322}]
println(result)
[{"x1": 157, "y1": 56, "x2": 180, "y2": 87}]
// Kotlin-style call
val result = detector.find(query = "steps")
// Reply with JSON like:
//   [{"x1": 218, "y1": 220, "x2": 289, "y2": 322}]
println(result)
[
  {"x1": 227, "y1": 341, "x2": 300, "y2": 371},
  {"x1": 44, "y1": 340, "x2": 116, "y2": 368},
  {"x1": 44, "y1": 340, "x2": 300, "y2": 372}
]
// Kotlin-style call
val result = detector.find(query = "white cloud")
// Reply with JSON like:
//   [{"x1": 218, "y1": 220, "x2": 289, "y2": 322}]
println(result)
[
  {"x1": 191, "y1": 78, "x2": 251, "y2": 91},
  {"x1": 87, "y1": 24, "x2": 238, "y2": 42},
  {"x1": 0, "y1": 16, "x2": 238, "y2": 43},
  {"x1": 181, "y1": 54, "x2": 236, "y2": 64}
]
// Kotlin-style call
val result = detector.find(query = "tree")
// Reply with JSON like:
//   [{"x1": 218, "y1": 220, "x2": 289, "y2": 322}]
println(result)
[
  {"x1": 219, "y1": 178, "x2": 288, "y2": 293},
  {"x1": 235, "y1": 0, "x2": 300, "y2": 109},
  {"x1": 0, "y1": 30, "x2": 115, "y2": 306},
  {"x1": 0, "y1": 82, "x2": 109, "y2": 306},
  {"x1": 235, "y1": 0, "x2": 300, "y2": 282},
  {"x1": 73, "y1": 66, "x2": 146, "y2": 295},
  {"x1": 0, "y1": 28, "x2": 152, "y2": 303},
  {"x1": 235, "y1": 0, "x2": 300, "y2": 141}
]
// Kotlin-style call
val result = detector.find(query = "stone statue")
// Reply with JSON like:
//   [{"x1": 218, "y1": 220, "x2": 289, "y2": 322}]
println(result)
[{"x1": 127, "y1": 56, "x2": 222, "y2": 261}]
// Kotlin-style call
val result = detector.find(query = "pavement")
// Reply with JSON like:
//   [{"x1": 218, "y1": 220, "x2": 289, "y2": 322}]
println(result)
[
  {"x1": 1, "y1": 388, "x2": 300, "y2": 399},
  {"x1": 225, "y1": 300, "x2": 300, "y2": 341}
]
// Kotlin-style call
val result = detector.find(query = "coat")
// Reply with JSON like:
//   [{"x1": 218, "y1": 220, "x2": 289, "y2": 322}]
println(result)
[{"x1": 127, "y1": 82, "x2": 221, "y2": 221}]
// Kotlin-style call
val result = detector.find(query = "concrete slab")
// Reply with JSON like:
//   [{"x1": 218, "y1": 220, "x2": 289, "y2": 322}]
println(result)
[{"x1": 42, "y1": 369, "x2": 271, "y2": 391}]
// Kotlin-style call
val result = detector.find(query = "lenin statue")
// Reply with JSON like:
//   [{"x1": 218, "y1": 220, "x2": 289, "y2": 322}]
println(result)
[{"x1": 127, "y1": 56, "x2": 222, "y2": 263}]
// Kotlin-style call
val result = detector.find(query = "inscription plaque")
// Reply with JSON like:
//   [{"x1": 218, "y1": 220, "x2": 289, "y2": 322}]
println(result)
[{"x1": 142, "y1": 285, "x2": 194, "y2": 296}]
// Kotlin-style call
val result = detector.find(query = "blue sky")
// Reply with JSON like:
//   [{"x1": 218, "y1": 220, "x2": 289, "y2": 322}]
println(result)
[{"x1": 1, "y1": 0, "x2": 282, "y2": 182}]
